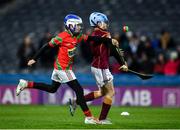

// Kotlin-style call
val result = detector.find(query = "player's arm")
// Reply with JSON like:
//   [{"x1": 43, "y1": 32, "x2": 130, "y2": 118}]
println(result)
[
  {"x1": 88, "y1": 35, "x2": 128, "y2": 70},
  {"x1": 79, "y1": 34, "x2": 127, "y2": 70},
  {"x1": 27, "y1": 36, "x2": 62, "y2": 66},
  {"x1": 87, "y1": 35, "x2": 119, "y2": 47},
  {"x1": 109, "y1": 43, "x2": 128, "y2": 71},
  {"x1": 27, "y1": 43, "x2": 53, "y2": 66},
  {"x1": 87, "y1": 35, "x2": 128, "y2": 71},
  {"x1": 79, "y1": 35, "x2": 119, "y2": 47}
]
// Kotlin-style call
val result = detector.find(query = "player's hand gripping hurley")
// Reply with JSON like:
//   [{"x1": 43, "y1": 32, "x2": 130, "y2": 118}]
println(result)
[{"x1": 115, "y1": 47, "x2": 153, "y2": 80}]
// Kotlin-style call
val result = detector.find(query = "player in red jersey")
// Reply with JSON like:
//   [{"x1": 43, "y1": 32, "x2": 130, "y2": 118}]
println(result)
[
  {"x1": 16, "y1": 14, "x2": 119, "y2": 124},
  {"x1": 70, "y1": 12, "x2": 128, "y2": 124}
]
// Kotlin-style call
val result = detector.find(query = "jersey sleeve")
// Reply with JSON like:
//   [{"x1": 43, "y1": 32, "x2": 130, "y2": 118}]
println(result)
[{"x1": 49, "y1": 34, "x2": 63, "y2": 47}]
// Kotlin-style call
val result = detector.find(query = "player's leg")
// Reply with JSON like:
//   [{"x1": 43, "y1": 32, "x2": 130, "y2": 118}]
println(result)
[
  {"x1": 109, "y1": 43, "x2": 125, "y2": 66},
  {"x1": 30, "y1": 80, "x2": 60, "y2": 92},
  {"x1": 67, "y1": 80, "x2": 91, "y2": 115},
  {"x1": 56, "y1": 69, "x2": 99, "y2": 124},
  {"x1": 16, "y1": 79, "x2": 61, "y2": 95},
  {"x1": 72, "y1": 67, "x2": 106, "y2": 109},
  {"x1": 16, "y1": 69, "x2": 61, "y2": 96},
  {"x1": 67, "y1": 79, "x2": 99, "y2": 124},
  {"x1": 83, "y1": 67, "x2": 105, "y2": 102},
  {"x1": 99, "y1": 82, "x2": 114, "y2": 124},
  {"x1": 98, "y1": 69, "x2": 114, "y2": 124},
  {"x1": 84, "y1": 89, "x2": 104, "y2": 102}
]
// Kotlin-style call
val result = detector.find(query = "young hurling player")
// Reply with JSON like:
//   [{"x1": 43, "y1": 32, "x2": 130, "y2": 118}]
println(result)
[{"x1": 70, "y1": 12, "x2": 128, "y2": 124}]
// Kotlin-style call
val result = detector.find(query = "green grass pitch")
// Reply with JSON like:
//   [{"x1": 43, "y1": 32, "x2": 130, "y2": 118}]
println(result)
[{"x1": 0, "y1": 105, "x2": 180, "y2": 129}]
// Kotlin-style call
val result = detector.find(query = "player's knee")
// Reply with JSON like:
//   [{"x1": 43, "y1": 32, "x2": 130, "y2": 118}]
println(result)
[
  {"x1": 77, "y1": 89, "x2": 86, "y2": 104},
  {"x1": 106, "y1": 89, "x2": 115, "y2": 98},
  {"x1": 76, "y1": 94, "x2": 85, "y2": 105},
  {"x1": 111, "y1": 89, "x2": 115, "y2": 97},
  {"x1": 49, "y1": 87, "x2": 58, "y2": 93}
]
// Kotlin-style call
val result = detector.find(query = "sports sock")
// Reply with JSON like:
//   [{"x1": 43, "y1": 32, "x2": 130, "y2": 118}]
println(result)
[
  {"x1": 84, "y1": 92, "x2": 95, "y2": 102},
  {"x1": 84, "y1": 91, "x2": 103, "y2": 102},
  {"x1": 83, "y1": 110, "x2": 92, "y2": 117},
  {"x1": 99, "y1": 96, "x2": 112, "y2": 120},
  {"x1": 27, "y1": 81, "x2": 34, "y2": 88}
]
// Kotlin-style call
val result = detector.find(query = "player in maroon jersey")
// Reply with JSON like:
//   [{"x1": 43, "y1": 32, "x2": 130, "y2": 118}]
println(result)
[
  {"x1": 69, "y1": 12, "x2": 128, "y2": 124},
  {"x1": 86, "y1": 12, "x2": 128, "y2": 124}
]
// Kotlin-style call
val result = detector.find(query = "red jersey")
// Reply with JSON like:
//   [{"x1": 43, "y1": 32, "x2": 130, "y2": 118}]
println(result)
[
  {"x1": 91, "y1": 28, "x2": 111, "y2": 69},
  {"x1": 49, "y1": 31, "x2": 88, "y2": 70}
]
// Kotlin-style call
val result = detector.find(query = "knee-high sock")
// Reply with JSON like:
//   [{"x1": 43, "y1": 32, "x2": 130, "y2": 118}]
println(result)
[
  {"x1": 99, "y1": 96, "x2": 112, "y2": 120},
  {"x1": 84, "y1": 91, "x2": 102, "y2": 102},
  {"x1": 84, "y1": 92, "x2": 95, "y2": 102}
]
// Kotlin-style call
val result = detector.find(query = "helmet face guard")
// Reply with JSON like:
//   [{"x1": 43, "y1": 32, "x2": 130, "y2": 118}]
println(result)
[
  {"x1": 72, "y1": 23, "x2": 83, "y2": 34},
  {"x1": 64, "y1": 14, "x2": 83, "y2": 35}
]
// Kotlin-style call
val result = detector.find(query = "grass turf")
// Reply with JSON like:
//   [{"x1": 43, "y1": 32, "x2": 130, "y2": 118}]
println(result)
[{"x1": 0, "y1": 105, "x2": 180, "y2": 129}]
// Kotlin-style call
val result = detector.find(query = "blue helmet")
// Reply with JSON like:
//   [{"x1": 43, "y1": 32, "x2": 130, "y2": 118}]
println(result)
[
  {"x1": 89, "y1": 12, "x2": 109, "y2": 27},
  {"x1": 64, "y1": 14, "x2": 83, "y2": 35}
]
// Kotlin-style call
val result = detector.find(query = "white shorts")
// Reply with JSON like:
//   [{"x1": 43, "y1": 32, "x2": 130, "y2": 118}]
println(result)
[
  {"x1": 51, "y1": 69, "x2": 76, "y2": 83},
  {"x1": 91, "y1": 67, "x2": 113, "y2": 88}
]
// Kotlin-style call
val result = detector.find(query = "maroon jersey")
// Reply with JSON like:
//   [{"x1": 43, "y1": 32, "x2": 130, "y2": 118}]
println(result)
[{"x1": 90, "y1": 28, "x2": 111, "y2": 69}]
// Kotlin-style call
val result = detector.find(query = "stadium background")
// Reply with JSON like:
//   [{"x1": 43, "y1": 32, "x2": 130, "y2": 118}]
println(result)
[{"x1": 0, "y1": 0, "x2": 180, "y2": 107}]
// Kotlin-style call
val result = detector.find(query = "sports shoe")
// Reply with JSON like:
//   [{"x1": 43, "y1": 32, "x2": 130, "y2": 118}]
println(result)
[
  {"x1": 99, "y1": 119, "x2": 112, "y2": 124},
  {"x1": 16, "y1": 79, "x2": 28, "y2": 96},
  {"x1": 68, "y1": 98, "x2": 77, "y2": 116},
  {"x1": 84, "y1": 116, "x2": 100, "y2": 124}
]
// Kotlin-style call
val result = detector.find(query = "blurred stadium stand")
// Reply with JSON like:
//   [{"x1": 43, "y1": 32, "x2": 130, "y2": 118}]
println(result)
[{"x1": 0, "y1": 0, "x2": 179, "y2": 74}]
